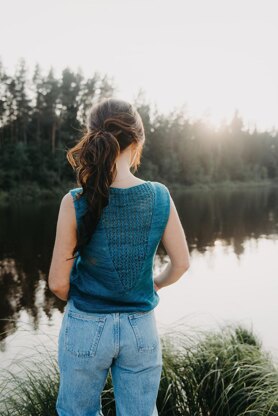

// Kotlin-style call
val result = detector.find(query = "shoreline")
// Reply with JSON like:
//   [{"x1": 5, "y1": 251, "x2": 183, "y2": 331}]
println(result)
[
  {"x1": 168, "y1": 179, "x2": 278, "y2": 193},
  {"x1": 0, "y1": 179, "x2": 277, "y2": 204}
]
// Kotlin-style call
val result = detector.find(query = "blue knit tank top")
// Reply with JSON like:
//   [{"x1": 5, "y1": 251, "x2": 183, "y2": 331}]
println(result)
[{"x1": 68, "y1": 181, "x2": 170, "y2": 313}]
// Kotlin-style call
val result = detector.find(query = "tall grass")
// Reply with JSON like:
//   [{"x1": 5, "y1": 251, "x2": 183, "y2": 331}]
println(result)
[
  {"x1": 1, "y1": 324, "x2": 277, "y2": 416},
  {"x1": 157, "y1": 324, "x2": 278, "y2": 415}
]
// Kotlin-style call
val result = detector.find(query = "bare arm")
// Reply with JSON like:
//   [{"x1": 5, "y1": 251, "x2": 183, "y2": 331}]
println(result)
[
  {"x1": 47, "y1": 193, "x2": 77, "y2": 301},
  {"x1": 154, "y1": 195, "x2": 190, "y2": 290}
]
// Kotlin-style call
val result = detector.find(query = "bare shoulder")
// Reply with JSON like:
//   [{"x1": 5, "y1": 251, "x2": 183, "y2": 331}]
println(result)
[
  {"x1": 61, "y1": 192, "x2": 75, "y2": 209},
  {"x1": 57, "y1": 192, "x2": 76, "y2": 227}
]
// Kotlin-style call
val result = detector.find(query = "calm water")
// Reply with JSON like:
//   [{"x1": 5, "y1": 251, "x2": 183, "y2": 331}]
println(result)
[{"x1": 1, "y1": 185, "x2": 278, "y2": 369}]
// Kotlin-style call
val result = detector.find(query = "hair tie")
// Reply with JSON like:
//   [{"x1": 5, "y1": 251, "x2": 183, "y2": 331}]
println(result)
[
  {"x1": 88, "y1": 128, "x2": 106, "y2": 139},
  {"x1": 89, "y1": 127, "x2": 114, "y2": 139}
]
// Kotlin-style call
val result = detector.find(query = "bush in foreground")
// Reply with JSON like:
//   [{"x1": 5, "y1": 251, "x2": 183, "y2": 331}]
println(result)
[{"x1": 0, "y1": 324, "x2": 277, "y2": 416}]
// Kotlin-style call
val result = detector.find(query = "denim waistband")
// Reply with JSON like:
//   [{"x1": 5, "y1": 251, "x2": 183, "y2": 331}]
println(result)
[{"x1": 65, "y1": 298, "x2": 155, "y2": 319}]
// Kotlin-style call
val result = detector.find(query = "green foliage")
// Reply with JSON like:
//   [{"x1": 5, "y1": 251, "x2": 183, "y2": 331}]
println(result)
[
  {"x1": 0, "y1": 352, "x2": 59, "y2": 416},
  {"x1": 0, "y1": 325, "x2": 277, "y2": 416},
  {"x1": 0, "y1": 58, "x2": 278, "y2": 197}
]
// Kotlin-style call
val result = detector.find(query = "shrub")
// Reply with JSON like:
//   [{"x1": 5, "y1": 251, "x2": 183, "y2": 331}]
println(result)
[{"x1": 0, "y1": 324, "x2": 277, "y2": 416}]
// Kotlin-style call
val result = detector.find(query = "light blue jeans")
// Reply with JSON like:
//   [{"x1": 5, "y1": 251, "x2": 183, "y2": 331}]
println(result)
[{"x1": 56, "y1": 299, "x2": 163, "y2": 416}]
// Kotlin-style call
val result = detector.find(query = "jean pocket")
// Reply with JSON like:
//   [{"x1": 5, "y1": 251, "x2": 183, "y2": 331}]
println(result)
[
  {"x1": 128, "y1": 310, "x2": 159, "y2": 352},
  {"x1": 65, "y1": 311, "x2": 107, "y2": 358}
]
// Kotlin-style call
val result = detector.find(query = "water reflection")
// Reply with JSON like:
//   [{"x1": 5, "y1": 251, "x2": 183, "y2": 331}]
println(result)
[
  {"x1": 0, "y1": 186, "x2": 277, "y2": 356},
  {"x1": 175, "y1": 186, "x2": 278, "y2": 255},
  {"x1": 0, "y1": 201, "x2": 65, "y2": 349}
]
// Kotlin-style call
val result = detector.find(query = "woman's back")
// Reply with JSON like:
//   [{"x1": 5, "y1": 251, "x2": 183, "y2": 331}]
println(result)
[
  {"x1": 49, "y1": 98, "x2": 190, "y2": 416},
  {"x1": 69, "y1": 180, "x2": 170, "y2": 313}
]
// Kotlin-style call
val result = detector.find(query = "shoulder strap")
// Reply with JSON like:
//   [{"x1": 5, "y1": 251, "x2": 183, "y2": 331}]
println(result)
[{"x1": 150, "y1": 181, "x2": 171, "y2": 236}]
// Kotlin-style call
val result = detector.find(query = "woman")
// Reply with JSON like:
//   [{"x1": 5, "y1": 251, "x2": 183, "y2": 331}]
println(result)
[{"x1": 48, "y1": 97, "x2": 190, "y2": 416}]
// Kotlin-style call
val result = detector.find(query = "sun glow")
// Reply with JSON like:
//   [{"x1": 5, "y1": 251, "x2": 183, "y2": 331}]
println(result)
[{"x1": 1, "y1": 0, "x2": 278, "y2": 132}]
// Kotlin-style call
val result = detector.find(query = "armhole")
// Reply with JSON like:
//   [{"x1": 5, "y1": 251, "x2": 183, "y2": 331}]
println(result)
[
  {"x1": 152, "y1": 182, "x2": 171, "y2": 236},
  {"x1": 161, "y1": 184, "x2": 171, "y2": 232}
]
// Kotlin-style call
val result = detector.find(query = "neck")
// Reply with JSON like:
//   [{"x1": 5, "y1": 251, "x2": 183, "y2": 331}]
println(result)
[
  {"x1": 112, "y1": 146, "x2": 137, "y2": 182},
  {"x1": 113, "y1": 171, "x2": 135, "y2": 182}
]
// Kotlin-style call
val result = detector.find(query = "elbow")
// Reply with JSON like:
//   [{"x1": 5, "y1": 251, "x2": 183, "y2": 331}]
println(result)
[
  {"x1": 181, "y1": 263, "x2": 190, "y2": 275},
  {"x1": 181, "y1": 254, "x2": 191, "y2": 274},
  {"x1": 48, "y1": 279, "x2": 58, "y2": 294},
  {"x1": 49, "y1": 286, "x2": 69, "y2": 301},
  {"x1": 173, "y1": 261, "x2": 190, "y2": 275},
  {"x1": 48, "y1": 279, "x2": 69, "y2": 299}
]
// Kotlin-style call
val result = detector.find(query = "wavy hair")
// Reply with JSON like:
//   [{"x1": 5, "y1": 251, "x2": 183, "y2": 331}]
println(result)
[{"x1": 66, "y1": 97, "x2": 145, "y2": 259}]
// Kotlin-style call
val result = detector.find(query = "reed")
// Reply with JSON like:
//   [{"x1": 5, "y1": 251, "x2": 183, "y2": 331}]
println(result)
[{"x1": 1, "y1": 324, "x2": 277, "y2": 416}]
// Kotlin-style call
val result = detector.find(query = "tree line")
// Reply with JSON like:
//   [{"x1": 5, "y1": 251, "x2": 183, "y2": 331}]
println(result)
[{"x1": 0, "y1": 58, "x2": 278, "y2": 193}]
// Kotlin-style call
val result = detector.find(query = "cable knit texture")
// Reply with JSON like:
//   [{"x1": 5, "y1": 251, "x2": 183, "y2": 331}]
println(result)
[{"x1": 68, "y1": 180, "x2": 170, "y2": 313}]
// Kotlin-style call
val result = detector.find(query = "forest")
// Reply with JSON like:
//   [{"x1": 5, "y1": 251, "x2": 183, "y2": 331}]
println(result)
[{"x1": 0, "y1": 58, "x2": 278, "y2": 200}]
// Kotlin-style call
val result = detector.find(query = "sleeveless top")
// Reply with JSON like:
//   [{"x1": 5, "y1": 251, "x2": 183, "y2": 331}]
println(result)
[{"x1": 68, "y1": 181, "x2": 170, "y2": 313}]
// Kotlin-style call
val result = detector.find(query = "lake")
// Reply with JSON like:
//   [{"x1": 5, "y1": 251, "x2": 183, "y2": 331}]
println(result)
[{"x1": 1, "y1": 184, "x2": 278, "y2": 369}]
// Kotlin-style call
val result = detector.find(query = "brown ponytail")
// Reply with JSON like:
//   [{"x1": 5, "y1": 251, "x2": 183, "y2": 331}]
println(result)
[{"x1": 66, "y1": 98, "x2": 145, "y2": 258}]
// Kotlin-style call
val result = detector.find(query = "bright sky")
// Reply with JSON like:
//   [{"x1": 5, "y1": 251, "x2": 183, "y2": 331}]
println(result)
[{"x1": 1, "y1": 0, "x2": 278, "y2": 131}]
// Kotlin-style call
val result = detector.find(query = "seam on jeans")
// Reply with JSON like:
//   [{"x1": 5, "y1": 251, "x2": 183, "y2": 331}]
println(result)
[{"x1": 128, "y1": 315, "x2": 157, "y2": 352}]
